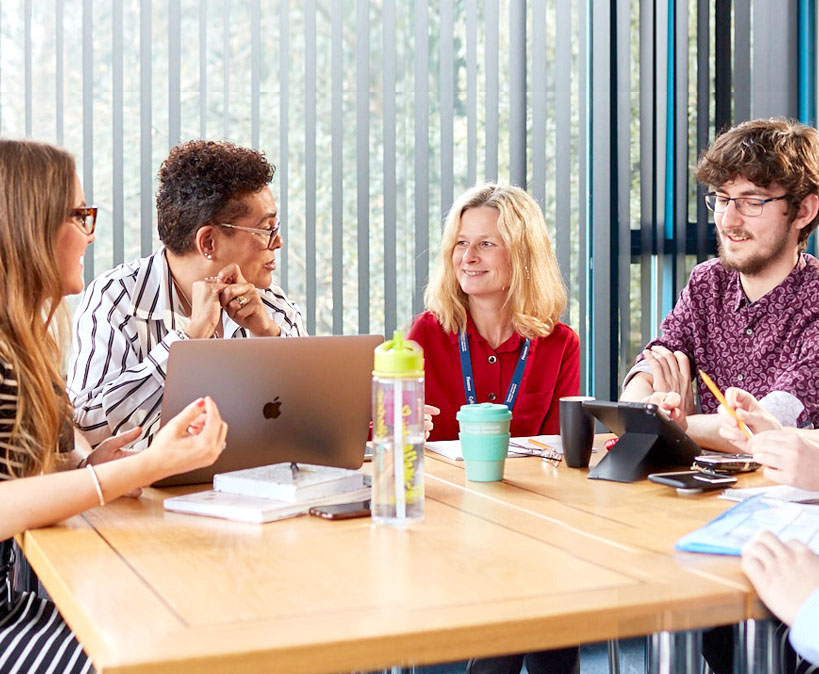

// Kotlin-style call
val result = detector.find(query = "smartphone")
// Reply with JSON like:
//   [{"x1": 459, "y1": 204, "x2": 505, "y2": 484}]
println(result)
[
  {"x1": 648, "y1": 470, "x2": 737, "y2": 493},
  {"x1": 309, "y1": 500, "x2": 371, "y2": 520},
  {"x1": 693, "y1": 453, "x2": 761, "y2": 474}
]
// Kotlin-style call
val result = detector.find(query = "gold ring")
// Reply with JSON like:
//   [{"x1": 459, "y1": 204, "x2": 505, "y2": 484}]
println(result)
[{"x1": 236, "y1": 295, "x2": 249, "y2": 307}]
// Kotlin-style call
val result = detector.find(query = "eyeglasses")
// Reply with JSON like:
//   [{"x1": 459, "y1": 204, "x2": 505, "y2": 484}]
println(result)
[
  {"x1": 70, "y1": 206, "x2": 97, "y2": 234},
  {"x1": 704, "y1": 192, "x2": 789, "y2": 217},
  {"x1": 213, "y1": 219, "x2": 281, "y2": 250},
  {"x1": 508, "y1": 441, "x2": 563, "y2": 467}
]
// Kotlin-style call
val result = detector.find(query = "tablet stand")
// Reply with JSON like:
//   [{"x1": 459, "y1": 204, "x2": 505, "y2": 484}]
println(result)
[{"x1": 587, "y1": 432, "x2": 663, "y2": 483}]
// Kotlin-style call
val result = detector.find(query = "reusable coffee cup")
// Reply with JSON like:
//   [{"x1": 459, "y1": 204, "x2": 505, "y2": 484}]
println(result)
[
  {"x1": 456, "y1": 403, "x2": 513, "y2": 482},
  {"x1": 559, "y1": 396, "x2": 596, "y2": 468}
]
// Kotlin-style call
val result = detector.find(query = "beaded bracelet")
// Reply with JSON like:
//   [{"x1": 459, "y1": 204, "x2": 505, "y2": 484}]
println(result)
[{"x1": 86, "y1": 464, "x2": 105, "y2": 506}]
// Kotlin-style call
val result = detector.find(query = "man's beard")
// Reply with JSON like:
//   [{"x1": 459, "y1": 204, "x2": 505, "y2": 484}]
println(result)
[{"x1": 717, "y1": 225, "x2": 793, "y2": 276}]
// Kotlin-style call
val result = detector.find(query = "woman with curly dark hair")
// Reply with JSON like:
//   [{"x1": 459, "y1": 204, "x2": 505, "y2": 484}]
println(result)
[{"x1": 67, "y1": 140, "x2": 305, "y2": 451}]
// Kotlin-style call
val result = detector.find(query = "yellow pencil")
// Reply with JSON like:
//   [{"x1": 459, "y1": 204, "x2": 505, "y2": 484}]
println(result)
[
  {"x1": 698, "y1": 370, "x2": 753, "y2": 439},
  {"x1": 527, "y1": 438, "x2": 557, "y2": 452}
]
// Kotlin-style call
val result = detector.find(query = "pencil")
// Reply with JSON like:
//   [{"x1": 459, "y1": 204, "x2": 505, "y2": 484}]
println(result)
[
  {"x1": 527, "y1": 438, "x2": 557, "y2": 452},
  {"x1": 698, "y1": 370, "x2": 753, "y2": 439}
]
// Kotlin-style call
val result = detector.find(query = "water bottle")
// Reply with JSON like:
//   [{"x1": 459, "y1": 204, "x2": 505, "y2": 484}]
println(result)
[{"x1": 371, "y1": 331, "x2": 425, "y2": 525}]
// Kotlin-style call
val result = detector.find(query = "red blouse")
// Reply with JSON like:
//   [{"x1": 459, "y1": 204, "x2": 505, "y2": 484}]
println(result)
[{"x1": 408, "y1": 311, "x2": 580, "y2": 441}]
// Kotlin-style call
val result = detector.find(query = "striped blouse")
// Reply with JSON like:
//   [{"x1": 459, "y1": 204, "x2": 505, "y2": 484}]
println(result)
[
  {"x1": 0, "y1": 360, "x2": 92, "y2": 674},
  {"x1": 67, "y1": 248, "x2": 306, "y2": 450}
]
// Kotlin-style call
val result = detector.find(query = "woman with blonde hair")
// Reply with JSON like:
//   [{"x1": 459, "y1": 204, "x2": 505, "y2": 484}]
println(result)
[
  {"x1": 0, "y1": 139, "x2": 228, "y2": 673},
  {"x1": 409, "y1": 183, "x2": 580, "y2": 674},
  {"x1": 409, "y1": 182, "x2": 579, "y2": 442}
]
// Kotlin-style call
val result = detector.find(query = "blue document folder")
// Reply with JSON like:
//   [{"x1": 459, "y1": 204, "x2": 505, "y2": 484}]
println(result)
[{"x1": 675, "y1": 495, "x2": 819, "y2": 556}]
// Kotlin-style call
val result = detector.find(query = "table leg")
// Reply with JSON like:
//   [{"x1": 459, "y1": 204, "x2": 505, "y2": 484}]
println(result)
[
  {"x1": 646, "y1": 630, "x2": 702, "y2": 674},
  {"x1": 607, "y1": 638, "x2": 621, "y2": 674},
  {"x1": 734, "y1": 619, "x2": 780, "y2": 674}
]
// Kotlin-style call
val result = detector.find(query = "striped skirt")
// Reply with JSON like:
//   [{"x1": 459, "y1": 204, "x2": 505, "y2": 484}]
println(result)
[{"x1": 0, "y1": 591, "x2": 92, "y2": 674}]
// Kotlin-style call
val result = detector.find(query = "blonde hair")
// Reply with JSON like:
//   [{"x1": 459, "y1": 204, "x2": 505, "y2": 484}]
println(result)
[
  {"x1": 424, "y1": 183, "x2": 567, "y2": 340},
  {"x1": 0, "y1": 139, "x2": 75, "y2": 477}
]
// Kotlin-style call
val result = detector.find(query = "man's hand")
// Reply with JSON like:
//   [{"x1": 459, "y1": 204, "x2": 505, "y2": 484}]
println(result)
[
  {"x1": 742, "y1": 530, "x2": 819, "y2": 626},
  {"x1": 216, "y1": 264, "x2": 281, "y2": 337}
]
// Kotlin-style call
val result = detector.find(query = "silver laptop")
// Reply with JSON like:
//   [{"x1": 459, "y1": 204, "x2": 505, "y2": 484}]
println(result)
[{"x1": 154, "y1": 334, "x2": 383, "y2": 486}]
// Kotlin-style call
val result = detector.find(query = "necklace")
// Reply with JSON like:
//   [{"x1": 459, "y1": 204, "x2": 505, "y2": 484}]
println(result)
[{"x1": 171, "y1": 276, "x2": 192, "y2": 316}]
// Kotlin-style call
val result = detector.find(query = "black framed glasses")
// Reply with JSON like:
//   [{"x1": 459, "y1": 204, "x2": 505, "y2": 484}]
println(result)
[
  {"x1": 70, "y1": 206, "x2": 97, "y2": 235},
  {"x1": 704, "y1": 192, "x2": 789, "y2": 217},
  {"x1": 213, "y1": 218, "x2": 281, "y2": 250}
]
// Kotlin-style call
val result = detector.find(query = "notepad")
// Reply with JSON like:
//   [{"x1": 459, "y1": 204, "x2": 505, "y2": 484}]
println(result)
[
  {"x1": 720, "y1": 484, "x2": 819, "y2": 504},
  {"x1": 675, "y1": 495, "x2": 819, "y2": 556},
  {"x1": 163, "y1": 486, "x2": 372, "y2": 524},
  {"x1": 426, "y1": 435, "x2": 564, "y2": 461},
  {"x1": 213, "y1": 463, "x2": 365, "y2": 502}
]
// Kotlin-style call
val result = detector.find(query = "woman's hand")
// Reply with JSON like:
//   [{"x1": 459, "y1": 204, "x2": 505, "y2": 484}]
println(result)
[
  {"x1": 85, "y1": 427, "x2": 143, "y2": 497},
  {"x1": 140, "y1": 396, "x2": 228, "y2": 482},
  {"x1": 742, "y1": 430, "x2": 819, "y2": 490},
  {"x1": 215, "y1": 264, "x2": 281, "y2": 337},
  {"x1": 742, "y1": 530, "x2": 819, "y2": 626},
  {"x1": 424, "y1": 405, "x2": 440, "y2": 440}
]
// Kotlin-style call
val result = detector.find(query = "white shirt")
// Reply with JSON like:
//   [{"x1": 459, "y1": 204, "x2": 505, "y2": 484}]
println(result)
[
  {"x1": 791, "y1": 588, "x2": 819, "y2": 666},
  {"x1": 67, "y1": 248, "x2": 305, "y2": 449}
]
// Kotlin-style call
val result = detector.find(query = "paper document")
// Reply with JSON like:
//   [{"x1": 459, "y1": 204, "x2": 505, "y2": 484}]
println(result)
[
  {"x1": 426, "y1": 435, "x2": 563, "y2": 461},
  {"x1": 675, "y1": 495, "x2": 819, "y2": 556},
  {"x1": 720, "y1": 484, "x2": 819, "y2": 504}
]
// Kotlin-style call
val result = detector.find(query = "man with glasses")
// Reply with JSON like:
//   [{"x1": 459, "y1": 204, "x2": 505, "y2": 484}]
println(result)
[
  {"x1": 622, "y1": 118, "x2": 819, "y2": 452},
  {"x1": 67, "y1": 140, "x2": 305, "y2": 450}
]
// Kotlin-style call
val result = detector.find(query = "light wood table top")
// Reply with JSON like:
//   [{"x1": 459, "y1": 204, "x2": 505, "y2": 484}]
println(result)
[{"x1": 18, "y1": 437, "x2": 767, "y2": 673}]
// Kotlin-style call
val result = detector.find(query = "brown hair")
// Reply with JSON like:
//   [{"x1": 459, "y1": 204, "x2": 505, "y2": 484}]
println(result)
[
  {"x1": 695, "y1": 118, "x2": 819, "y2": 251},
  {"x1": 0, "y1": 139, "x2": 75, "y2": 476},
  {"x1": 424, "y1": 183, "x2": 567, "y2": 340},
  {"x1": 156, "y1": 140, "x2": 276, "y2": 254}
]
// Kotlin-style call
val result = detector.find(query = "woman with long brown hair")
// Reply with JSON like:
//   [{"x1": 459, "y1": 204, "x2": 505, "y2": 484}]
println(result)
[{"x1": 0, "y1": 139, "x2": 228, "y2": 673}]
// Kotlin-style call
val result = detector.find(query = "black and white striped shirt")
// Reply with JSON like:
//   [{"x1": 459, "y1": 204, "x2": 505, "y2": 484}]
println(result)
[
  {"x1": 67, "y1": 248, "x2": 306, "y2": 450},
  {"x1": 0, "y1": 360, "x2": 92, "y2": 674}
]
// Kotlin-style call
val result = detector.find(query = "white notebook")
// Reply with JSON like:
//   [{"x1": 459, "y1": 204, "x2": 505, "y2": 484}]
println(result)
[
  {"x1": 426, "y1": 435, "x2": 564, "y2": 461},
  {"x1": 163, "y1": 486, "x2": 372, "y2": 524},
  {"x1": 213, "y1": 462, "x2": 365, "y2": 502},
  {"x1": 720, "y1": 484, "x2": 819, "y2": 504}
]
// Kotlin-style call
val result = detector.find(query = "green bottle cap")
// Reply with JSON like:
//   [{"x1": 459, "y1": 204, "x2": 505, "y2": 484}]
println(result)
[{"x1": 373, "y1": 330, "x2": 424, "y2": 377}]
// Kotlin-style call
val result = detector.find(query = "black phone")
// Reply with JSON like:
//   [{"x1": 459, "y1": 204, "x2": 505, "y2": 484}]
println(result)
[
  {"x1": 648, "y1": 470, "x2": 737, "y2": 493},
  {"x1": 309, "y1": 500, "x2": 371, "y2": 520},
  {"x1": 693, "y1": 453, "x2": 761, "y2": 474}
]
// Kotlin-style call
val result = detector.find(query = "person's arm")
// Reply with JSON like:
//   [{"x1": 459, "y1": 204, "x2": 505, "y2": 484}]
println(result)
[
  {"x1": 0, "y1": 397, "x2": 227, "y2": 541},
  {"x1": 540, "y1": 328, "x2": 580, "y2": 434},
  {"x1": 67, "y1": 276, "x2": 187, "y2": 448},
  {"x1": 790, "y1": 589, "x2": 819, "y2": 666}
]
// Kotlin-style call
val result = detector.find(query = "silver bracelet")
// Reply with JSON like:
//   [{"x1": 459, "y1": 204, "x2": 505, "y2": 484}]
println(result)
[{"x1": 85, "y1": 464, "x2": 105, "y2": 506}]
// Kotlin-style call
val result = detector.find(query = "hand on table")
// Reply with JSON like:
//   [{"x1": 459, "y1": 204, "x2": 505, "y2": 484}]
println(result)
[{"x1": 741, "y1": 530, "x2": 819, "y2": 626}]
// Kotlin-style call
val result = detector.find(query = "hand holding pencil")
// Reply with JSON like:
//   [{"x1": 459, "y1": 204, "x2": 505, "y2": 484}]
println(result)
[
  {"x1": 699, "y1": 370, "x2": 754, "y2": 439},
  {"x1": 708, "y1": 376, "x2": 785, "y2": 448}
]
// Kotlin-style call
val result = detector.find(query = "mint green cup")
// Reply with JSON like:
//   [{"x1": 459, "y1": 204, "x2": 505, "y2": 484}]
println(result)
[{"x1": 456, "y1": 403, "x2": 513, "y2": 482}]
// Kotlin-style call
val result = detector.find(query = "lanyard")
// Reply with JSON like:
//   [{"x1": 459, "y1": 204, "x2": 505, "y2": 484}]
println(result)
[{"x1": 458, "y1": 332, "x2": 530, "y2": 410}]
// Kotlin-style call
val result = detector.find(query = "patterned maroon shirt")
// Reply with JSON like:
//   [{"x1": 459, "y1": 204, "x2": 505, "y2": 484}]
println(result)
[{"x1": 628, "y1": 254, "x2": 819, "y2": 428}]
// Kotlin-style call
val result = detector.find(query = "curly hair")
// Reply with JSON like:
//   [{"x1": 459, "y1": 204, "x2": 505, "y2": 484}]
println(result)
[
  {"x1": 156, "y1": 140, "x2": 276, "y2": 254},
  {"x1": 694, "y1": 118, "x2": 819, "y2": 252},
  {"x1": 424, "y1": 183, "x2": 567, "y2": 340}
]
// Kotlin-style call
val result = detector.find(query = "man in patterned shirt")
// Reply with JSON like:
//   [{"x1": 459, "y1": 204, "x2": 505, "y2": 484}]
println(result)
[
  {"x1": 68, "y1": 140, "x2": 306, "y2": 450},
  {"x1": 622, "y1": 118, "x2": 819, "y2": 451}
]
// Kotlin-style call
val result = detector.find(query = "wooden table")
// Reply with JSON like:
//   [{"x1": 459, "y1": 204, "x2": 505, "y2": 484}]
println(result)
[{"x1": 18, "y1": 438, "x2": 769, "y2": 673}]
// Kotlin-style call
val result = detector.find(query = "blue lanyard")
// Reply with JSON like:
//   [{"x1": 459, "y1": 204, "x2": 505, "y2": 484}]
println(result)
[{"x1": 458, "y1": 332, "x2": 530, "y2": 410}]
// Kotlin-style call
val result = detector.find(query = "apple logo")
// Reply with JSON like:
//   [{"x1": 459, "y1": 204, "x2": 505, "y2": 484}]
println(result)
[{"x1": 263, "y1": 396, "x2": 282, "y2": 419}]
